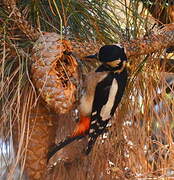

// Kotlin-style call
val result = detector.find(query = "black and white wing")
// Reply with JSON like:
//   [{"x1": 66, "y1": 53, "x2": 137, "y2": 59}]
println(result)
[{"x1": 85, "y1": 73, "x2": 118, "y2": 154}]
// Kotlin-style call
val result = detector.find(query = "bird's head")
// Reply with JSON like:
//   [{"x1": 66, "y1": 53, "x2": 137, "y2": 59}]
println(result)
[
  {"x1": 85, "y1": 44, "x2": 128, "y2": 73},
  {"x1": 98, "y1": 44, "x2": 127, "y2": 71}
]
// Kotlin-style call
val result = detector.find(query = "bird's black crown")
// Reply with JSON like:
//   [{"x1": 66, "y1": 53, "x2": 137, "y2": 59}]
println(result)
[{"x1": 98, "y1": 45, "x2": 127, "y2": 63}]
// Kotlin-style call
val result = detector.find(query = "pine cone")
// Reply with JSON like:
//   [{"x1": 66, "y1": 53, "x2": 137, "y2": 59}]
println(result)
[{"x1": 31, "y1": 32, "x2": 79, "y2": 114}]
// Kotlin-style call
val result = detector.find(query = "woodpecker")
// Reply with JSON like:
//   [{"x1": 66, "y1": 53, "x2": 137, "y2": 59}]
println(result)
[{"x1": 48, "y1": 44, "x2": 128, "y2": 161}]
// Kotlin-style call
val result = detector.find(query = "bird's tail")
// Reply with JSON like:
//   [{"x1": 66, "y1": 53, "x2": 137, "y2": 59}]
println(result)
[
  {"x1": 47, "y1": 135, "x2": 84, "y2": 161},
  {"x1": 47, "y1": 116, "x2": 91, "y2": 161}
]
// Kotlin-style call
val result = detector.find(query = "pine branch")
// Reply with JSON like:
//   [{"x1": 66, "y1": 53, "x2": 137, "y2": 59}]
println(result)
[
  {"x1": 2, "y1": 0, "x2": 40, "y2": 41},
  {"x1": 124, "y1": 24, "x2": 174, "y2": 57}
]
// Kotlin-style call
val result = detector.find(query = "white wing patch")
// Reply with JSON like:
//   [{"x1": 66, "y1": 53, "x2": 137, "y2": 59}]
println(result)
[{"x1": 100, "y1": 79, "x2": 118, "y2": 121}]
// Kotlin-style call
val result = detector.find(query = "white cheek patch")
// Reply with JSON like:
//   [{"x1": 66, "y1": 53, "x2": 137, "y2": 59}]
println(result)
[{"x1": 100, "y1": 79, "x2": 118, "y2": 121}]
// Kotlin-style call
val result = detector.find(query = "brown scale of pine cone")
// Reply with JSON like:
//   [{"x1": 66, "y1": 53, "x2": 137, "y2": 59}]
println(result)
[{"x1": 31, "y1": 32, "x2": 80, "y2": 114}]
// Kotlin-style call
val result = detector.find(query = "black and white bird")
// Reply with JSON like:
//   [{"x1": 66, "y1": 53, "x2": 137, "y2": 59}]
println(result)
[{"x1": 48, "y1": 44, "x2": 128, "y2": 160}]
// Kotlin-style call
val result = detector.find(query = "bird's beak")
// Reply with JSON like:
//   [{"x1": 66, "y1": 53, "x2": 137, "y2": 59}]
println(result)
[{"x1": 84, "y1": 53, "x2": 98, "y2": 59}]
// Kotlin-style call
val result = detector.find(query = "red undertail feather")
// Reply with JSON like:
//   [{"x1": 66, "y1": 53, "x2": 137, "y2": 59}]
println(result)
[{"x1": 72, "y1": 115, "x2": 91, "y2": 137}]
